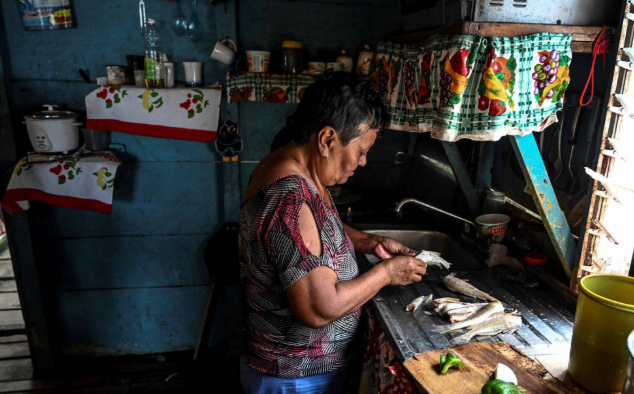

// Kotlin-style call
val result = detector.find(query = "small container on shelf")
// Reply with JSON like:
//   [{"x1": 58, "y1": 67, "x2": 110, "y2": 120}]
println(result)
[
  {"x1": 282, "y1": 41, "x2": 303, "y2": 74},
  {"x1": 357, "y1": 44, "x2": 374, "y2": 76},
  {"x1": 106, "y1": 65, "x2": 126, "y2": 86},
  {"x1": 247, "y1": 51, "x2": 270, "y2": 73},
  {"x1": 336, "y1": 50, "x2": 353, "y2": 73}
]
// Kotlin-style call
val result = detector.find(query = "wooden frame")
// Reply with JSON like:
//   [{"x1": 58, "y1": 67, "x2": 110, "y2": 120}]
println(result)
[
  {"x1": 573, "y1": 0, "x2": 634, "y2": 291},
  {"x1": 390, "y1": 22, "x2": 611, "y2": 53}
]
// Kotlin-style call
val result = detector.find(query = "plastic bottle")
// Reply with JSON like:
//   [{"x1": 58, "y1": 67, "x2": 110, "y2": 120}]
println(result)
[{"x1": 144, "y1": 19, "x2": 165, "y2": 88}]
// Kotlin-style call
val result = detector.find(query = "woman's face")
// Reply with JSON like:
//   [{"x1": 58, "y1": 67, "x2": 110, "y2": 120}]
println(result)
[{"x1": 323, "y1": 124, "x2": 379, "y2": 185}]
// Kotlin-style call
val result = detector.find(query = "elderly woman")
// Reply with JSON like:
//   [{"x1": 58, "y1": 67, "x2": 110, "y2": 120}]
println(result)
[{"x1": 239, "y1": 71, "x2": 427, "y2": 393}]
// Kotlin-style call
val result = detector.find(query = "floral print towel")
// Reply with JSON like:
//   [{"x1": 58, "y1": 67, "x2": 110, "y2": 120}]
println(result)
[
  {"x1": 86, "y1": 85, "x2": 222, "y2": 142},
  {"x1": 369, "y1": 33, "x2": 572, "y2": 142},
  {"x1": 2, "y1": 151, "x2": 121, "y2": 214}
]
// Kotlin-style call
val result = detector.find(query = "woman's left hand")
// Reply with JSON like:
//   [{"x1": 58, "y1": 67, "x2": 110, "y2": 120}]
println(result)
[{"x1": 371, "y1": 236, "x2": 417, "y2": 260}]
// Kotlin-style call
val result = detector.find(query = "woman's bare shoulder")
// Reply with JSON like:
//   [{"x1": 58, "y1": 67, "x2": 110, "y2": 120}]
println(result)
[{"x1": 244, "y1": 150, "x2": 305, "y2": 201}]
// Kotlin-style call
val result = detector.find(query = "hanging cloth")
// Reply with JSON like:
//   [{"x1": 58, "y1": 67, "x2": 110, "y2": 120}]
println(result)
[{"x1": 369, "y1": 33, "x2": 573, "y2": 142}]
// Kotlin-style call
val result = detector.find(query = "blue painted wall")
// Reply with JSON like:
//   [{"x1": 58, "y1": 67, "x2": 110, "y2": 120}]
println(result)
[{"x1": 0, "y1": 0, "x2": 400, "y2": 358}]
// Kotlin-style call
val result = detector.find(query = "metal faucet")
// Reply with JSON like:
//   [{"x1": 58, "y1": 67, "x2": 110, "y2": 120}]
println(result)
[{"x1": 395, "y1": 198, "x2": 477, "y2": 231}]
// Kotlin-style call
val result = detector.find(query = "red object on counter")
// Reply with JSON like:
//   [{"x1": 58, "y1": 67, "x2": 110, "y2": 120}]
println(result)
[{"x1": 524, "y1": 252, "x2": 548, "y2": 265}]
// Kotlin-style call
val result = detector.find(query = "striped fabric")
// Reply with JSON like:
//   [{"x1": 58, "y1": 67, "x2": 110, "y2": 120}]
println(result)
[
  {"x1": 238, "y1": 175, "x2": 361, "y2": 378},
  {"x1": 369, "y1": 33, "x2": 572, "y2": 141}
]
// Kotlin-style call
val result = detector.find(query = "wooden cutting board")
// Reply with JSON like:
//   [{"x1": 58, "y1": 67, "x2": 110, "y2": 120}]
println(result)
[{"x1": 402, "y1": 342, "x2": 581, "y2": 394}]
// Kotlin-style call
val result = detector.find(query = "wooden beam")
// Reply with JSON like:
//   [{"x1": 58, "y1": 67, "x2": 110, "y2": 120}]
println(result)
[
  {"x1": 510, "y1": 134, "x2": 576, "y2": 278},
  {"x1": 392, "y1": 22, "x2": 609, "y2": 53},
  {"x1": 441, "y1": 142, "x2": 481, "y2": 217}
]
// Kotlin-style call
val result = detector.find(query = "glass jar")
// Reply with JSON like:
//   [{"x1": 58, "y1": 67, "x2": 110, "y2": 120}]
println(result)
[
  {"x1": 106, "y1": 65, "x2": 126, "y2": 85},
  {"x1": 282, "y1": 41, "x2": 303, "y2": 74}
]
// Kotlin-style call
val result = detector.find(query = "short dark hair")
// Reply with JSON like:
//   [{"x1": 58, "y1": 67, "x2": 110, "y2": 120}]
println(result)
[{"x1": 289, "y1": 70, "x2": 390, "y2": 146}]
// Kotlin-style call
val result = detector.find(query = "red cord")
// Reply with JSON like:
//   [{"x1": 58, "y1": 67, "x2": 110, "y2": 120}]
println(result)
[{"x1": 580, "y1": 25, "x2": 610, "y2": 106}]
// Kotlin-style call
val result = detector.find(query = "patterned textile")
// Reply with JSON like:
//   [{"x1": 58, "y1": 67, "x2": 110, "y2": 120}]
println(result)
[
  {"x1": 2, "y1": 150, "x2": 120, "y2": 214},
  {"x1": 359, "y1": 308, "x2": 414, "y2": 394},
  {"x1": 369, "y1": 33, "x2": 572, "y2": 141},
  {"x1": 226, "y1": 71, "x2": 316, "y2": 103},
  {"x1": 86, "y1": 85, "x2": 222, "y2": 142},
  {"x1": 239, "y1": 174, "x2": 361, "y2": 378}
]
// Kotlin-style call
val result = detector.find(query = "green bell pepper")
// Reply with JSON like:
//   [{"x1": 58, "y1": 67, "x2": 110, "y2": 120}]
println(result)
[
  {"x1": 481, "y1": 379, "x2": 524, "y2": 394},
  {"x1": 439, "y1": 352, "x2": 463, "y2": 374}
]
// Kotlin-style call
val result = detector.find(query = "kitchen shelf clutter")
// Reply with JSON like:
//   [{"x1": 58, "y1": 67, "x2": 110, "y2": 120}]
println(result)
[{"x1": 226, "y1": 71, "x2": 316, "y2": 103}]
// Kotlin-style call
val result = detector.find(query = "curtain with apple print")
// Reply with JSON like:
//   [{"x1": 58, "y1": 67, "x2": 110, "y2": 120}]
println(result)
[{"x1": 369, "y1": 33, "x2": 572, "y2": 142}]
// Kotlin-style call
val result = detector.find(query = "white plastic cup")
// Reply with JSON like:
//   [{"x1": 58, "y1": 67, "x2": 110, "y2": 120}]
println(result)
[
  {"x1": 247, "y1": 51, "x2": 270, "y2": 73},
  {"x1": 183, "y1": 62, "x2": 203, "y2": 87}
]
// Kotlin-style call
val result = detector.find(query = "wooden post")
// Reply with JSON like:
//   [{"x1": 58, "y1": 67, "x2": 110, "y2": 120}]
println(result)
[
  {"x1": 510, "y1": 134, "x2": 576, "y2": 278},
  {"x1": 442, "y1": 142, "x2": 481, "y2": 217}
]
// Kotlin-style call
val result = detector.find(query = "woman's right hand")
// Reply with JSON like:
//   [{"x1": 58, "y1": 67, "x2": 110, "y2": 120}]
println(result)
[{"x1": 380, "y1": 255, "x2": 427, "y2": 286}]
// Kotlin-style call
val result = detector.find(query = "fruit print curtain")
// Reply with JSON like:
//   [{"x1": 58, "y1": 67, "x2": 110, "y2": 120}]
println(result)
[{"x1": 369, "y1": 33, "x2": 572, "y2": 142}]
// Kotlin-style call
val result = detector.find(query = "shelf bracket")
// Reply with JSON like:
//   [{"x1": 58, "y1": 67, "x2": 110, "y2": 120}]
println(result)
[{"x1": 510, "y1": 134, "x2": 576, "y2": 278}]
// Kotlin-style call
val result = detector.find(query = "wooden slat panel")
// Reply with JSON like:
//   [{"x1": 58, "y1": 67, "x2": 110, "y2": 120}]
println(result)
[
  {"x1": 0, "y1": 342, "x2": 29, "y2": 360},
  {"x1": 0, "y1": 261, "x2": 13, "y2": 279},
  {"x1": 40, "y1": 235, "x2": 212, "y2": 290},
  {"x1": 0, "y1": 336, "x2": 27, "y2": 345},
  {"x1": 0, "y1": 281, "x2": 16, "y2": 293},
  {"x1": 0, "y1": 293, "x2": 20, "y2": 310},
  {"x1": 0, "y1": 359, "x2": 32, "y2": 382},
  {"x1": 54, "y1": 285, "x2": 225, "y2": 356},
  {"x1": 0, "y1": 310, "x2": 24, "y2": 332}
]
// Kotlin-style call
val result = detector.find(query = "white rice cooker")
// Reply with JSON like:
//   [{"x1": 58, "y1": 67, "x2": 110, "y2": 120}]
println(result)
[{"x1": 24, "y1": 105, "x2": 82, "y2": 154}]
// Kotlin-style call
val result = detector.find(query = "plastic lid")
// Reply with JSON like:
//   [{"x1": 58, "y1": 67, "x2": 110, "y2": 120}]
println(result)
[
  {"x1": 147, "y1": 18, "x2": 155, "y2": 24},
  {"x1": 25, "y1": 105, "x2": 77, "y2": 120},
  {"x1": 524, "y1": 252, "x2": 547, "y2": 265},
  {"x1": 282, "y1": 40, "x2": 302, "y2": 49}
]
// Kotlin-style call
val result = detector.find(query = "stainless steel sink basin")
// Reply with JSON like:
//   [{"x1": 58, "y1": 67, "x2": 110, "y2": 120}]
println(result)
[{"x1": 362, "y1": 230, "x2": 481, "y2": 270}]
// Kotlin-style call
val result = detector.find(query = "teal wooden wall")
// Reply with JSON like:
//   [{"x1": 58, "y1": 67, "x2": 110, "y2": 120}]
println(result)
[{"x1": 0, "y1": 0, "x2": 400, "y2": 357}]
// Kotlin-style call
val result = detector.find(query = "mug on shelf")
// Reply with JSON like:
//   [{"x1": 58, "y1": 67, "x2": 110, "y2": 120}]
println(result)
[{"x1": 210, "y1": 39, "x2": 238, "y2": 67}]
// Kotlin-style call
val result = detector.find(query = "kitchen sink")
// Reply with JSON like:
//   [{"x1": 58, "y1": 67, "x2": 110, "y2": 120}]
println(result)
[{"x1": 362, "y1": 229, "x2": 481, "y2": 271}]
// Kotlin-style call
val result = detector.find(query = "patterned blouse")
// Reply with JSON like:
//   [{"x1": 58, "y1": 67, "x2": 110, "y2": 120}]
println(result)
[{"x1": 238, "y1": 174, "x2": 361, "y2": 378}]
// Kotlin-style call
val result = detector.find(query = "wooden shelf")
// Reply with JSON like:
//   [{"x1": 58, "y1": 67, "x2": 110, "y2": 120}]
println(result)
[{"x1": 389, "y1": 22, "x2": 613, "y2": 53}]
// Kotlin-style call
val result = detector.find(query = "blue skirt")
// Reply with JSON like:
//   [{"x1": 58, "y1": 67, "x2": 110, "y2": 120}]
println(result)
[{"x1": 240, "y1": 357, "x2": 352, "y2": 394}]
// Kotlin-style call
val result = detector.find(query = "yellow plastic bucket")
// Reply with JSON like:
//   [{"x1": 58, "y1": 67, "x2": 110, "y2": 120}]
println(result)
[{"x1": 569, "y1": 274, "x2": 634, "y2": 392}]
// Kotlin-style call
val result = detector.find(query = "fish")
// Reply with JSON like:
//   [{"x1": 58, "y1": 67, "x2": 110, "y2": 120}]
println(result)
[
  {"x1": 435, "y1": 301, "x2": 487, "y2": 315},
  {"x1": 433, "y1": 301, "x2": 504, "y2": 333},
  {"x1": 443, "y1": 273, "x2": 498, "y2": 302},
  {"x1": 449, "y1": 314, "x2": 523, "y2": 346},
  {"x1": 415, "y1": 251, "x2": 452, "y2": 270},
  {"x1": 433, "y1": 297, "x2": 460, "y2": 307},
  {"x1": 406, "y1": 294, "x2": 433, "y2": 312}
]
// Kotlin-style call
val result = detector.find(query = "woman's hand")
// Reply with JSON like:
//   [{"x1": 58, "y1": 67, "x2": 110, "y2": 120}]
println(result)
[
  {"x1": 371, "y1": 236, "x2": 417, "y2": 260},
  {"x1": 380, "y1": 255, "x2": 427, "y2": 286}
]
